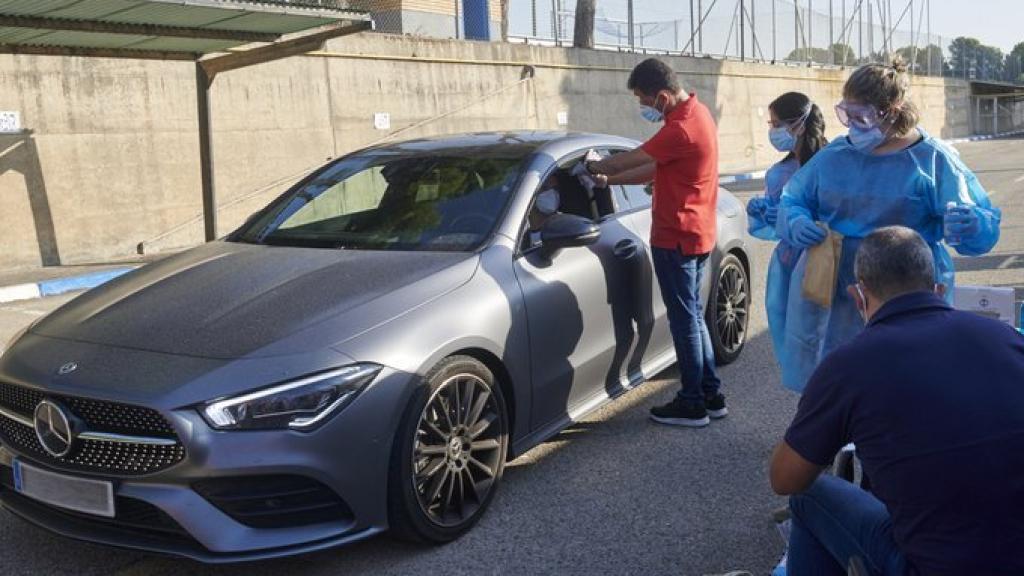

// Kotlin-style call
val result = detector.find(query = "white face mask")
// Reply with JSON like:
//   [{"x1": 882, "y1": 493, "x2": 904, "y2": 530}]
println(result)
[{"x1": 535, "y1": 188, "x2": 560, "y2": 215}]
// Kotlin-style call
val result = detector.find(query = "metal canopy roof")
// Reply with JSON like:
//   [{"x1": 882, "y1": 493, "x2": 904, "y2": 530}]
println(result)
[
  {"x1": 0, "y1": 0, "x2": 375, "y2": 244},
  {"x1": 0, "y1": 0, "x2": 371, "y2": 60}
]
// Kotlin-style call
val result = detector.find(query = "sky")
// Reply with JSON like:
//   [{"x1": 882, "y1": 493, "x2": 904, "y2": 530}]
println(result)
[{"x1": 928, "y1": 0, "x2": 1022, "y2": 53}]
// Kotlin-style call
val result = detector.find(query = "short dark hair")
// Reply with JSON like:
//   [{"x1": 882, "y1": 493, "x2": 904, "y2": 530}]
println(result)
[
  {"x1": 627, "y1": 58, "x2": 681, "y2": 96},
  {"x1": 854, "y1": 226, "x2": 935, "y2": 301}
]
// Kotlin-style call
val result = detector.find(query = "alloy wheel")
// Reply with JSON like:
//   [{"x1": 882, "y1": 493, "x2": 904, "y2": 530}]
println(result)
[
  {"x1": 715, "y1": 260, "x2": 749, "y2": 355},
  {"x1": 411, "y1": 373, "x2": 504, "y2": 528}
]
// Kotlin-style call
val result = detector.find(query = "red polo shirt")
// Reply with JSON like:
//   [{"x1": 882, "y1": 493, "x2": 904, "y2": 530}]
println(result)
[{"x1": 640, "y1": 93, "x2": 718, "y2": 254}]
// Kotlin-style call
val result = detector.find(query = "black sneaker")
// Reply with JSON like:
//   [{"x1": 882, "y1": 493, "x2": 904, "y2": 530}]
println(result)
[
  {"x1": 649, "y1": 398, "x2": 710, "y2": 427},
  {"x1": 705, "y1": 392, "x2": 728, "y2": 419}
]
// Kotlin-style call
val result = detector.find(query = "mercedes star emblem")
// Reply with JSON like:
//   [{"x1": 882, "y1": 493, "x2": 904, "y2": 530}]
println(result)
[
  {"x1": 57, "y1": 362, "x2": 78, "y2": 375},
  {"x1": 34, "y1": 400, "x2": 76, "y2": 458}
]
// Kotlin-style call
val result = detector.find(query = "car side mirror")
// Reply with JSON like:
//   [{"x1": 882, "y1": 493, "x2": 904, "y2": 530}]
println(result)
[{"x1": 539, "y1": 213, "x2": 600, "y2": 259}]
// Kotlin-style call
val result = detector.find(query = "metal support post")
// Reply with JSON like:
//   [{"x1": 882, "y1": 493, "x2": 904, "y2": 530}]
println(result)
[
  {"x1": 808, "y1": 0, "x2": 813, "y2": 61},
  {"x1": 698, "y1": 0, "x2": 703, "y2": 52},
  {"x1": 196, "y1": 63, "x2": 217, "y2": 242},
  {"x1": 829, "y1": 0, "x2": 834, "y2": 65},
  {"x1": 926, "y1": 0, "x2": 931, "y2": 76},
  {"x1": 627, "y1": 0, "x2": 634, "y2": 49},
  {"x1": 690, "y1": 0, "x2": 696, "y2": 55},
  {"x1": 740, "y1": 0, "x2": 746, "y2": 61}
]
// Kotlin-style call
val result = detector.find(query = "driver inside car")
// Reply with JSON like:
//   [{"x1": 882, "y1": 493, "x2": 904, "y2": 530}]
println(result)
[{"x1": 525, "y1": 176, "x2": 562, "y2": 248}]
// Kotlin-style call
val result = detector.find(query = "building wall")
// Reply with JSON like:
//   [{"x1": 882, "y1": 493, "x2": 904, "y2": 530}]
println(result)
[{"x1": 0, "y1": 34, "x2": 971, "y2": 270}]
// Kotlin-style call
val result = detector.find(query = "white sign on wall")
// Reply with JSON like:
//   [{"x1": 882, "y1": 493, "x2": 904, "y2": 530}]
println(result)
[
  {"x1": 373, "y1": 112, "x2": 391, "y2": 131},
  {"x1": 0, "y1": 111, "x2": 20, "y2": 134},
  {"x1": 557, "y1": 111, "x2": 569, "y2": 126}
]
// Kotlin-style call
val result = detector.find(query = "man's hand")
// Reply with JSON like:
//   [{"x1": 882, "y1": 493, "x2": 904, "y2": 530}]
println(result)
[
  {"x1": 587, "y1": 147, "x2": 655, "y2": 177},
  {"x1": 769, "y1": 441, "x2": 826, "y2": 495}
]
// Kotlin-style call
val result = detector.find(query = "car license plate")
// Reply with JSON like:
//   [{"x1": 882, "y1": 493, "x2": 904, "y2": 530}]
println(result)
[{"x1": 13, "y1": 459, "x2": 115, "y2": 518}]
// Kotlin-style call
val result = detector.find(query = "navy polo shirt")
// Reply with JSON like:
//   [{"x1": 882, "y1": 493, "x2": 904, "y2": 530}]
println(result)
[{"x1": 786, "y1": 291, "x2": 1024, "y2": 576}]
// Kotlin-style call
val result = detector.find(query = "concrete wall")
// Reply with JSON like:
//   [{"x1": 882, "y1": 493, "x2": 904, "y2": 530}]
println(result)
[{"x1": 0, "y1": 33, "x2": 971, "y2": 270}]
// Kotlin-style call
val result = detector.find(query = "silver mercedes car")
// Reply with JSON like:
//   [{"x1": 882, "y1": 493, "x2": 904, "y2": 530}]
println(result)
[{"x1": 0, "y1": 132, "x2": 750, "y2": 562}]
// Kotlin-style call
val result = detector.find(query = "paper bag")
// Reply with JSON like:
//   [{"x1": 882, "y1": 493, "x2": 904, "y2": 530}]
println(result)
[{"x1": 801, "y1": 228, "x2": 844, "y2": 308}]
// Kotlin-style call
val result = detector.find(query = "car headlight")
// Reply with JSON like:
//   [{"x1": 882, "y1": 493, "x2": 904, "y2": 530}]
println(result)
[{"x1": 201, "y1": 364, "x2": 382, "y2": 431}]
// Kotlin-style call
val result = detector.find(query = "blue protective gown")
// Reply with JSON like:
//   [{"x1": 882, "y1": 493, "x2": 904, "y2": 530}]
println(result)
[
  {"x1": 748, "y1": 157, "x2": 802, "y2": 361},
  {"x1": 776, "y1": 129, "x2": 1002, "y2": 392}
]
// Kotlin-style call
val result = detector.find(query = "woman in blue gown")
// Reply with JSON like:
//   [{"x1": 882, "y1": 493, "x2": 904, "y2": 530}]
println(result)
[
  {"x1": 777, "y1": 59, "x2": 1002, "y2": 392},
  {"x1": 747, "y1": 92, "x2": 829, "y2": 368}
]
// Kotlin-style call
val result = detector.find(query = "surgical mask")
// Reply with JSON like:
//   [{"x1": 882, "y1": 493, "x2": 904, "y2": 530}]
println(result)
[
  {"x1": 769, "y1": 126, "x2": 797, "y2": 152},
  {"x1": 535, "y1": 188, "x2": 560, "y2": 215},
  {"x1": 640, "y1": 105, "x2": 663, "y2": 123},
  {"x1": 640, "y1": 95, "x2": 665, "y2": 123},
  {"x1": 848, "y1": 124, "x2": 887, "y2": 153}
]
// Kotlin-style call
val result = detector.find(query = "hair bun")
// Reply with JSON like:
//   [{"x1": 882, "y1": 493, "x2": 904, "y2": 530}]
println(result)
[{"x1": 889, "y1": 56, "x2": 909, "y2": 74}]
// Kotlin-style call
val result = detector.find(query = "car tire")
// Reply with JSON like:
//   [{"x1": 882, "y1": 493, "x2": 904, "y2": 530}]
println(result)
[
  {"x1": 706, "y1": 252, "x2": 749, "y2": 365},
  {"x1": 388, "y1": 355, "x2": 509, "y2": 544}
]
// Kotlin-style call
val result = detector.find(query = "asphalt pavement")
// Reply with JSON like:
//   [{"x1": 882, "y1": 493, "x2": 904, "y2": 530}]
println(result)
[{"x1": 0, "y1": 137, "x2": 1021, "y2": 576}]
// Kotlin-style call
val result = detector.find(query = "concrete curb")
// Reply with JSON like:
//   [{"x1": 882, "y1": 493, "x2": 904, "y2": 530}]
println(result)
[
  {"x1": 0, "y1": 267, "x2": 136, "y2": 304},
  {"x1": 943, "y1": 129, "x2": 1024, "y2": 145}
]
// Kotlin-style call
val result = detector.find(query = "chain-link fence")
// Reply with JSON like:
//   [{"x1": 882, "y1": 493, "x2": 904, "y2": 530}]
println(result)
[
  {"x1": 506, "y1": 0, "x2": 1013, "y2": 82},
  {"x1": 258, "y1": 0, "x2": 1022, "y2": 84}
]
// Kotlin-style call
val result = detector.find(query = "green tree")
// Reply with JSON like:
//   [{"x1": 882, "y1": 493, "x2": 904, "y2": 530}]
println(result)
[
  {"x1": 785, "y1": 44, "x2": 854, "y2": 65},
  {"x1": 949, "y1": 37, "x2": 1003, "y2": 81},
  {"x1": 895, "y1": 44, "x2": 947, "y2": 76},
  {"x1": 1006, "y1": 42, "x2": 1024, "y2": 84}
]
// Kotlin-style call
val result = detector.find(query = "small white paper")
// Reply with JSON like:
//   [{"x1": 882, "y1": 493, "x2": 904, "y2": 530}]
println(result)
[
  {"x1": 0, "y1": 111, "x2": 20, "y2": 134},
  {"x1": 373, "y1": 112, "x2": 390, "y2": 131},
  {"x1": 556, "y1": 111, "x2": 569, "y2": 126}
]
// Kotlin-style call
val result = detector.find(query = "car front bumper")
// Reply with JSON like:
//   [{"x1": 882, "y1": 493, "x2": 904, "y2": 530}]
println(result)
[{"x1": 0, "y1": 366, "x2": 417, "y2": 562}]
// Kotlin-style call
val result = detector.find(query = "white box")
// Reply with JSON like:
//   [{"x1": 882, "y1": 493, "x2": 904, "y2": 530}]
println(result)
[{"x1": 953, "y1": 285, "x2": 1016, "y2": 326}]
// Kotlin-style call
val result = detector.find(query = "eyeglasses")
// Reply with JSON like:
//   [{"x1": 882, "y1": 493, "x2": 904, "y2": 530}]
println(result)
[{"x1": 834, "y1": 101, "x2": 884, "y2": 129}]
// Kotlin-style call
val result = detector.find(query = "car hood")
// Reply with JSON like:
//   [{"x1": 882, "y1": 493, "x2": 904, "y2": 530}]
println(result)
[{"x1": 32, "y1": 242, "x2": 477, "y2": 360}]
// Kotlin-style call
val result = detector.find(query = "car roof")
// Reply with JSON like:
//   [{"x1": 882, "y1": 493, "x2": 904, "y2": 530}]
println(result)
[{"x1": 358, "y1": 131, "x2": 641, "y2": 160}]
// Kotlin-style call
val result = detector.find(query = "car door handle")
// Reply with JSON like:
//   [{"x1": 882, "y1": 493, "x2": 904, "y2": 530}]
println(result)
[{"x1": 613, "y1": 239, "x2": 639, "y2": 260}]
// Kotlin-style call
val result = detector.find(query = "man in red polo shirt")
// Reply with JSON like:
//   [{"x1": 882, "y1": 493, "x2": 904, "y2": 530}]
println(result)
[{"x1": 585, "y1": 58, "x2": 724, "y2": 427}]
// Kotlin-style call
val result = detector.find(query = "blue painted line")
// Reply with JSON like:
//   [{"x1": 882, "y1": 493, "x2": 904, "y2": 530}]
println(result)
[{"x1": 36, "y1": 267, "x2": 136, "y2": 297}]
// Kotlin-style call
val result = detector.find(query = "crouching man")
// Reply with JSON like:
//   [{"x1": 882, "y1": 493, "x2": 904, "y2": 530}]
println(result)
[{"x1": 770, "y1": 226, "x2": 1024, "y2": 576}]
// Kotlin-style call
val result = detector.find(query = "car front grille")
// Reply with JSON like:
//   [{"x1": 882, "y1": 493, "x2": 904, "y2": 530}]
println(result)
[
  {"x1": 0, "y1": 382, "x2": 185, "y2": 476},
  {"x1": 193, "y1": 475, "x2": 353, "y2": 529}
]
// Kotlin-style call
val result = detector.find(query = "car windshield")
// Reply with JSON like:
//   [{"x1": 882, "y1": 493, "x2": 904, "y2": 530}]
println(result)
[{"x1": 233, "y1": 148, "x2": 527, "y2": 252}]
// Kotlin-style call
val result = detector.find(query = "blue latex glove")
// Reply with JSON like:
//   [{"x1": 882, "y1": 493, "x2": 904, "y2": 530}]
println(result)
[
  {"x1": 790, "y1": 217, "x2": 828, "y2": 248},
  {"x1": 944, "y1": 208, "x2": 981, "y2": 239},
  {"x1": 747, "y1": 197, "x2": 766, "y2": 217},
  {"x1": 764, "y1": 204, "x2": 779, "y2": 226}
]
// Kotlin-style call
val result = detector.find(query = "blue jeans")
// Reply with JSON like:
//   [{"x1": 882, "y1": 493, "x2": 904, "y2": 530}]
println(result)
[
  {"x1": 651, "y1": 247, "x2": 721, "y2": 406},
  {"x1": 788, "y1": 475, "x2": 908, "y2": 576}
]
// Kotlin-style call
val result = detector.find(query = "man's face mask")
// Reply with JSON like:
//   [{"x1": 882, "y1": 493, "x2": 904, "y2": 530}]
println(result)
[
  {"x1": 535, "y1": 188, "x2": 560, "y2": 215},
  {"x1": 640, "y1": 93, "x2": 666, "y2": 123}
]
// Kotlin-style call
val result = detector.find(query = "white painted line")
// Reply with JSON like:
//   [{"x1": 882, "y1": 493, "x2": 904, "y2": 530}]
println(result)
[
  {"x1": 998, "y1": 255, "x2": 1019, "y2": 270},
  {"x1": 0, "y1": 283, "x2": 42, "y2": 304},
  {"x1": 1014, "y1": 174, "x2": 1024, "y2": 184}
]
